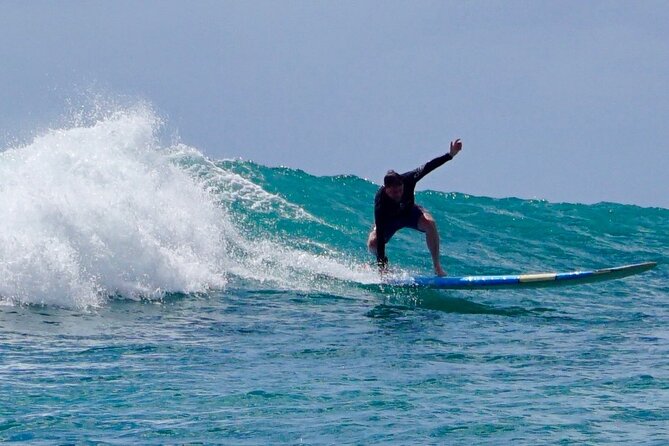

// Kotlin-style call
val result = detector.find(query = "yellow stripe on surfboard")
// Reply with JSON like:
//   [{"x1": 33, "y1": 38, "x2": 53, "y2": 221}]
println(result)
[{"x1": 519, "y1": 273, "x2": 558, "y2": 283}]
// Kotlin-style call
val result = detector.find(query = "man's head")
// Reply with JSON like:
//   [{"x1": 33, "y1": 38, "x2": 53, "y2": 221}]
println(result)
[{"x1": 383, "y1": 170, "x2": 404, "y2": 202}]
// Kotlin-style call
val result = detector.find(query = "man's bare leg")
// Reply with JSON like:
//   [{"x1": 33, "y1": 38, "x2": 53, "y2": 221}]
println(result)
[
  {"x1": 367, "y1": 226, "x2": 378, "y2": 256},
  {"x1": 418, "y1": 212, "x2": 446, "y2": 276}
]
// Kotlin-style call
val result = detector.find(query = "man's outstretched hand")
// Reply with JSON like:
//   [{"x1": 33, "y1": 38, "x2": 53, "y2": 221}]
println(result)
[{"x1": 449, "y1": 138, "x2": 463, "y2": 158}]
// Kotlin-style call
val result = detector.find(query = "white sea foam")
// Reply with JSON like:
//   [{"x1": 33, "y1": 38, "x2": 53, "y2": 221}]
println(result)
[
  {"x1": 0, "y1": 106, "x2": 232, "y2": 307},
  {"x1": 0, "y1": 104, "x2": 376, "y2": 307}
]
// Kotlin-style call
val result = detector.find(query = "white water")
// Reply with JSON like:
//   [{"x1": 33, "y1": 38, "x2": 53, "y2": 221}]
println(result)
[{"x1": 0, "y1": 105, "x2": 376, "y2": 308}]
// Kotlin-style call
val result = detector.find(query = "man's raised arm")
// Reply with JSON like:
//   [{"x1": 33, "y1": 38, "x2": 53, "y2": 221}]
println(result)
[{"x1": 406, "y1": 139, "x2": 462, "y2": 183}]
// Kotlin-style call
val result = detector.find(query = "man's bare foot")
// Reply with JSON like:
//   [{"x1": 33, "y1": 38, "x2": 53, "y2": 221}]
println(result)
[{"x1": 435, "y1": 266, "x2": 447, "y2": 277}]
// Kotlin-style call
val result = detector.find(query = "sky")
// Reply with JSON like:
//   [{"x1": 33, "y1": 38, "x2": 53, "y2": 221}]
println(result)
[{"x1": 1, "y1": 0, "x2": 667, "y2": 208}]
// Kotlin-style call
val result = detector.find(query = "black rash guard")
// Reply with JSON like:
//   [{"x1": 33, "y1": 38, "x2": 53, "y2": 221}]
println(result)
[{"x1": 374, "y1": 153, "x2": 453, "y2": 266}]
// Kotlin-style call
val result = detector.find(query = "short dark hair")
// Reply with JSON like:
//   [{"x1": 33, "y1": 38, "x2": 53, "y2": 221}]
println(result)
[{"x1": 383, "y1": 170, "x2": 403, "y2": 187}]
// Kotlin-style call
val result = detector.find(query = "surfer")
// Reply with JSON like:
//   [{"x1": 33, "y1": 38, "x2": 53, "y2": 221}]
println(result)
[{"x1": 367, "y1": 139, "x2": 462, "y2": 276}]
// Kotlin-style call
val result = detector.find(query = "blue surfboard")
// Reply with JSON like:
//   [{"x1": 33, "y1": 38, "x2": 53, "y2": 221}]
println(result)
[{"x1": 385, "y1": 262, "x2": 657, "y2": 289}]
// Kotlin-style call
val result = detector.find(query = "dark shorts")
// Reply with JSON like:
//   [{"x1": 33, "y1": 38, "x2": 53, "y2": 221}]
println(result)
[{"x1": 379, "y1": 205, "x2": 425, "y2": 243}]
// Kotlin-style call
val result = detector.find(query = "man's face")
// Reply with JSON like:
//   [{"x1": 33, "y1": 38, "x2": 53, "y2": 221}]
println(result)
[{"x1": 384, "y1": 184, "x2": 404, "y2": 202}]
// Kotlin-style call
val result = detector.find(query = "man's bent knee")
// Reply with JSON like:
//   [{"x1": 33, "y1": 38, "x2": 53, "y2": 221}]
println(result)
[
  {"x1": 418, "y1": 213, "x2": 437, "y2": 232},
  {"x1": 367, "y1": 228, "x2": 378, "y2": 253}
]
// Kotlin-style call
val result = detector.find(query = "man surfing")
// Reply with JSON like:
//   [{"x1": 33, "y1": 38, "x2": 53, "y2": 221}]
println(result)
[{"x1": 367, "y1": 139, "x2": 463, "y2": 276}]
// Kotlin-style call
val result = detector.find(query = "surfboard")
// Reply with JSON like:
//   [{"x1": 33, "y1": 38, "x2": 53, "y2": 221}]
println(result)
[{"x1": 385, "y1": 261, "x2": 657, "y2": 289}]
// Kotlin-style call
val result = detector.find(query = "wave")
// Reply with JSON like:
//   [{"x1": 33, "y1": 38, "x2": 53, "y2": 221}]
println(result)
[{"x1": 1, "y1": 105, "x2": 665, "y2": 307}]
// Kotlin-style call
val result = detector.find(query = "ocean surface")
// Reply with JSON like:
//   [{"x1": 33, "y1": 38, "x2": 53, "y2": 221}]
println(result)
[{"x1": 1, "y1": 107, "x2": 667, "y2": 445}]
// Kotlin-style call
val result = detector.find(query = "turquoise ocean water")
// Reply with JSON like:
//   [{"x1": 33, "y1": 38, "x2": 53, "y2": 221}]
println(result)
[{"x1": 1, "y1": 108, "x2": 667, "y2": 444}]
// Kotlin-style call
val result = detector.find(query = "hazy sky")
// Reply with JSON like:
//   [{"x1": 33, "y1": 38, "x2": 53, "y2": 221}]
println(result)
[{"x1": 1, "y1": 1, "x2": 667, "y2": 208}]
